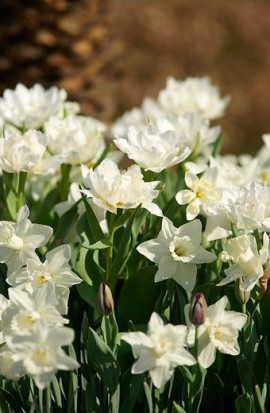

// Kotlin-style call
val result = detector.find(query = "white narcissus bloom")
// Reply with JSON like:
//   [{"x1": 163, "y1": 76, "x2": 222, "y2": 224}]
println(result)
[
  {"x1": 113, "y1": 123, "x2": 191, "y2": 173},
  {"x1": 7, "y1": 244, "x2": 81, "y2": 315},
  {"x1": 110, "y1": 97, "x2": 165, "y2": 139},
  {"x1": 137, "y1": 218, "x2": 216, "y2": 291},
  {"x1": 81, "y1": 159, "x2": 162, "y2": 216},
  {"x1": 176, "y1": 168, "x2": 222, "y2": 221},
  {"x1": 0, "y1": 346, "x2": 25, "y2": 381},
  {"x1": 0, "y1": 83, "x2": 67, "y2": 129},
  {"x1": 185, "y1": 296, "x2": 247, "y2": 368},
  {"x1": 156, "y1": 113, "x2": 221, "y2": 158},
  {"x1": 0, "y1": 129, "x2": 65, "y2": 174},
  {"x1": 44, "y1": 115, "x2": 106, "y2": 166},
  {"x1": 158, "y1": 76, "x2": 230, "y2": 120},
  {"x1": 5, "y1": 323, "x2": 79, "y2": 389},
  {"x1": 122, "y1": 312, "x2": 196, "y2": 389},
  {"x1": 0, "y1": 295, "x2": 10, "y2": 344},
  {"x1": 205, "y1": 181, "x2": 270, "y2": 241},
  {"x1": 209, "y1": 155, "x2": 258, "y2": 190},
  {"x1": 2, "y1": 284, "x2": 68, "y2": 338},
  {"x1": 0, "y1": 205, "x2": 53, "y2": 275},
  {"x1": 217, "y1": 233, "x2": 269, "y2": 291}
]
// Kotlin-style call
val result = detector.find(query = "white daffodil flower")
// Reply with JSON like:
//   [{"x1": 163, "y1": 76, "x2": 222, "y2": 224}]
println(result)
[
  {"x1": 217, "y1": 233, "x2": 269, "y2": 291},
  {"x1": 113, "y1": 123, "x2": 191, "y2": 173},
  {"x1": 122, "y1": 312, "x2": 196, "y2": 389},
  {"x1": 176, "y1": 168, "x2": 222, "y2": 220},
  {"x1": 5, "y1": 323, "x2": 78, "y2": 389},
  {"x1": 185, "y1": 296, "x2": 247, "y2": 368},
  {"x1": 110, "y1": 97, "x2": 164, "y2": 139},
  {"x1": 44, "y1": 115, "x2": 106, "y2": 166},
  {"x1": 2, "y1": 284, "x2": 68, "y2": 338},
  {"x1": 158, "y1": 76, "x2": 230, "y2": 120},
  {"x1": 0, "y1": 83, "x2": 67, "y2": 129},
  {"x1": 0, "y1": 129, "x2": 65, "y2": 174},
  {"x1": 209, "y1": 155, "x2": 258, "y2": 190},
  {"x1": 137, "y1": 218, "x2": 216, "y2": 291},
  {"x1": 0, "y1": 205, "x2": 53, "y2": 275},
  {"x1": 7, "y1": 244, "x2": 81, "y2": 315},
  {"x1": 81, "y1": 159, "x2": 162, "y2": 216},
  {"x1": 0, "y1": 295, "x2": 10, "y2": 344},
  {"x1": 0, "y1": 346, "x2": 25, "y2": 381},
  {"x1": 205, "y1": 181, "x2": 270, "y2": 241},
  {"x1": 156, "y1": 113, "x2": 221, "y2": 158}
]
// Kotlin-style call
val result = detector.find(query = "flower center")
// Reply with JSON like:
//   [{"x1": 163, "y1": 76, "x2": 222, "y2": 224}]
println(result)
[
  {"x1": 169, "y1": 236, "x2": 195, "y2": 262},
  {"x1": 32, "y1": 270, "x2": 52, "y2": 287},
  {"x1": 33, "y1": 347, "x2": 50, "y2": 365},
  {"x1": 174, "y1": 246, "x2": 184, "y2": 256},
  {"x1": 196, "y1": 190, "x2": 204, "y2": 199}
]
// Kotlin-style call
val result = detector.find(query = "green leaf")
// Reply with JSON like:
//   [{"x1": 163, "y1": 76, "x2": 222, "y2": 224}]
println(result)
[
  {"x1": 211, "y1": 132, "x2": 223, "y2": 158},
  {"x1": 109, "y1": 205, "x2": 142, "y2": 289},
  {"x1": 81, "y1": 194, "x2": 105, "y2": 241},
  {"x1": 260, "y1": 285, "x2": 270, "y2": 355},
  {"x1": 67, "y1": 345, "x2": 79, "y2": 413},
  {"x1": 76, "y1": 281, "x2": 97, "y2": 307},
  {"x1": 120, "y1": 372, "x2": 144, "y2": 413},
  {"x1": 82, "y1": 239, "x2": 112, "y2": 250},
  {"x1": 172, "y1": 401, "x2": 187, "y2": 413},
  {"x1": 75, "y1": 247, "x2": 103, "y2": 309},
  {"x1": 0, "y1": 386, "x2": 25, "y2": 413},
  {"x1": 84, "y1": 380, "x2": 102, "y2": 413},
  {"x1": 49, "y1": 202, "x2": 79, "y2": 248},
  {"x1": 188, "y1": 364, "x2": 206, "y2": 413},
  {"x1": 236, "y1": 357, "x2": 253, "y2": 394},
  {"x1": 143, "y1": 381, "x2": 153, "y2": 413},
  {"x1": 2, "y1": 171, "x2": 17, "y2": 220},
  {"x1": 243, "y1": 315, "x2": 258, "y2": 363},
  {"x1": 254, "y1": 384, "x2": 267, "y2": 413},
  {"x1": 51, "y1": 376, "x2": 63, "y2": 408},
  {"x1": 87, "y1": 326, "x2": 120, "y2": 394},
  {"x1": 101, "y1": 311, "x2": 119, "y2": 352},
  {"x1": 178, "y1": 366, "x2": 194, "y2": 384},
  {"x1": 94, "y1": 142, "x2": 112, "y2": 169},
  {"x1": 235, "y1": 393, "x2": 252, "y2": 413},
  {"x1": 117, "y1": 265, "x2": 159, "y2": 330},
  {"x1": 111, "y1": 383, "x2": 120, "y2": 413},
  {"x1": 35, "y1": 186, "x2": 59, "y2": 225}
]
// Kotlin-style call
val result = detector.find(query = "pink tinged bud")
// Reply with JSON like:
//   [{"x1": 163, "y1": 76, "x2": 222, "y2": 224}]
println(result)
[
  {"x1": 189, "y1": 292, "x2": 207, "y2": 325},
  {"x1": 97, "y1": 282, "x2": 114, "y2": 316}
]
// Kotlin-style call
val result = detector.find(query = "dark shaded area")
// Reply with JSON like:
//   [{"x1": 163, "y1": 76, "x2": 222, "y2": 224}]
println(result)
[
  {"x1": 1, "y1": 0, "x2": 270, "y2": 154},
  {"x1": 0, "y1": 0, "x2": 121, "y2": 121}
]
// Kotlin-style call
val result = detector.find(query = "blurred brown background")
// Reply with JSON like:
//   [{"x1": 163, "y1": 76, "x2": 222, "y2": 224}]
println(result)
[{"x1": 1, "y1": 0, "x2": 270, "y2": 154}]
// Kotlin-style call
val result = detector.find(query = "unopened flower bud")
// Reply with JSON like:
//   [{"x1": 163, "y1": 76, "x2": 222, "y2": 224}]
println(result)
[
  {"x1": 235, "y1": 277, "x2": 250, "y2": 304},
  {"x1": 97, "y1": 282, "x2": 114, "y2": 315},
  {"x1": 189, "y1": 292, "x2": 207, "y2": 325}
]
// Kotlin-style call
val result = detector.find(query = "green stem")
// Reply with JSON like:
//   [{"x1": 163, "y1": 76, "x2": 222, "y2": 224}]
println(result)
[
  {"x1": 242, "y1": 302, "x2": 247, "y2": 314},
  {"x1": 254, "y1": 229, "x2": 262, "y2": 251},
  {"x1": 38, "y1": 388, "x2": 44, "y2": 413},
  {"x1": 16, "y1": 171, "x2": 27, "y2": 211},
  {"x1": 59, "y1": 163, "x2": 71, "y2": 201},
  {"x1": 194, "y1": 325, "x2": 199, "y2": 360},
  {"x1": 106, "y1": 213, "x2": 116, "y2": 282},
  {"x1": 45, "y1": 386, "x2": 51, "y2": 413},
  {"x1": 231, "y1": 222, "x2": 238, "y2": 238}
]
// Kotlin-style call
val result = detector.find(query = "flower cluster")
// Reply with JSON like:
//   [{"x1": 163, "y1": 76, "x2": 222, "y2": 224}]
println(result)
[
  {"x1": 0, "y1": 78, "x2": 268, "y2": 411},
  {"x1": 0, "y1": 206, "x2": 81, "y2": 388}
]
